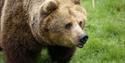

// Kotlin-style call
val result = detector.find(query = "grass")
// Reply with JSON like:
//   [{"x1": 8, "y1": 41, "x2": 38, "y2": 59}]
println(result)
[
  {"x1": 70, "y1": 0, "x2": 125, "y2": 63},
  {"x1": 0, "y1": 0, "x2": 125, "y2": 63}
]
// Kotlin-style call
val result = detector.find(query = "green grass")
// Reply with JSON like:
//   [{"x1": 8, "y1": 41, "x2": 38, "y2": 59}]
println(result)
[
  {"x1": 70, "y1": 0, "x2": 125, "y2": 63},
  {"x1": 0, "y1": 0, "x2": 125, "y2": 63}
]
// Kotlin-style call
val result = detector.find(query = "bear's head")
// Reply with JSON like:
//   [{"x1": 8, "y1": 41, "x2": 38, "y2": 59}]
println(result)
[{"x1": 30, "y1": 0, "x2": 88, "y2": 48}]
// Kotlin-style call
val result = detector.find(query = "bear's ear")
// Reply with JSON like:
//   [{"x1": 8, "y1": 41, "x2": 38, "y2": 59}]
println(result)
[{"x1": 40, "y1": 0, "x2": 59, "y2": 16}]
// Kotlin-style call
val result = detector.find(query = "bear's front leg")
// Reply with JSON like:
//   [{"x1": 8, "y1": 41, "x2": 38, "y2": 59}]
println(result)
[
  {"x1": 48, "y1": 46, "x2": 76, "y2": 63},
  {"x1": 3, "y1": 42, "x2": 41, "y2": 63}
]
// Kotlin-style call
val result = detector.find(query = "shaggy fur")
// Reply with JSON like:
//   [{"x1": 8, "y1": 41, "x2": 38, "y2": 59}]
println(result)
[
  {"x1": 48, "y1": 46, "x2": 76, "y2": 63},
  {"x1": 0, "y1": 0, "x2": 4, "y2": 50},
  {"x1": 0, "y1": 0, "x2": 86, "y2": 63}
]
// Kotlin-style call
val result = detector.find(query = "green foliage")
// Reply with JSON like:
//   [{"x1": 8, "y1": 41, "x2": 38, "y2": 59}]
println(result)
[{"x1": 0, "y1": 52, "x2": 4, "y2": 63}]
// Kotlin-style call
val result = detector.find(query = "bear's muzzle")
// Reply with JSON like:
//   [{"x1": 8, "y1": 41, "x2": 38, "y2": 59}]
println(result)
[{"x1": 77, "y1": 35, "x2": 88, "y2": 48}]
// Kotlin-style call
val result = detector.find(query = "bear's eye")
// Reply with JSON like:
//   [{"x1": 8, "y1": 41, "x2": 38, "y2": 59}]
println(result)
[
  {"x1": 79, "y1": 21, "x2": 82, "y2": 26},
  {"x1": 65, "y1": 22, "x2": 73, "y2": 29}
]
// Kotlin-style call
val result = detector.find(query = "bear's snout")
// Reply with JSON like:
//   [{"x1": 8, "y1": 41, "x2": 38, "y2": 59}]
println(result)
[{"x1": 77, "y1": 35, "x2": 88, "y2": 48}]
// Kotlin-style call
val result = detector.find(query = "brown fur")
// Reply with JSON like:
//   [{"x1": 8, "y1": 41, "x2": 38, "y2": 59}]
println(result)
[
  {"x1": 0, "y1": 0, "x2": 4, "y2": 50},
  {"x1": 0, "y1": 0, "x2": 87, "y2": 63}
]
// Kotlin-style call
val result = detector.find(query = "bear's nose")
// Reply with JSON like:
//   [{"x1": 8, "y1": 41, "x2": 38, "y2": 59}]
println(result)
[
  {"x1": 78, "y1": 35, "x2": 88, "y2": 48},
  {"x1": 80, "y1": 35, "x2": 88, "y2": 44}
]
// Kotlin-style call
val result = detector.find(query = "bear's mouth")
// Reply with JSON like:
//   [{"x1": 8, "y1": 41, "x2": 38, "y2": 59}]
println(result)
[
  {"x1": 77, "y1": 43, "x2": 85, "y2": 48},
  {"x1": 77, "y1": 40, "x2": 87, "y2": 48}
]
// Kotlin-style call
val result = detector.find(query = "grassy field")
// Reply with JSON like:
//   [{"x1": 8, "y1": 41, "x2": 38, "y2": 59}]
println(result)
[
  {"x1": 0, "y1": 0, "x2": 125, "y2": 63},
  {"x1": 70, "y1": 0, "x2": 125, "y2": 63}
]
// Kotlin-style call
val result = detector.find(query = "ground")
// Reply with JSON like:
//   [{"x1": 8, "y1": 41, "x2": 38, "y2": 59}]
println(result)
[{"x1": 0, "y1": 0, "x2": 125, "y2": 63}]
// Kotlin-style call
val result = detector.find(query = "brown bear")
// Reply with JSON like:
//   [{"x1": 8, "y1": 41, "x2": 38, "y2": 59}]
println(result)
[
  {"x1": 0, "y1": 0, "x2": 4, "y2": 51},
  {"x1": 0, "y1": 0, "x2": 88, "y2": 63}
]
